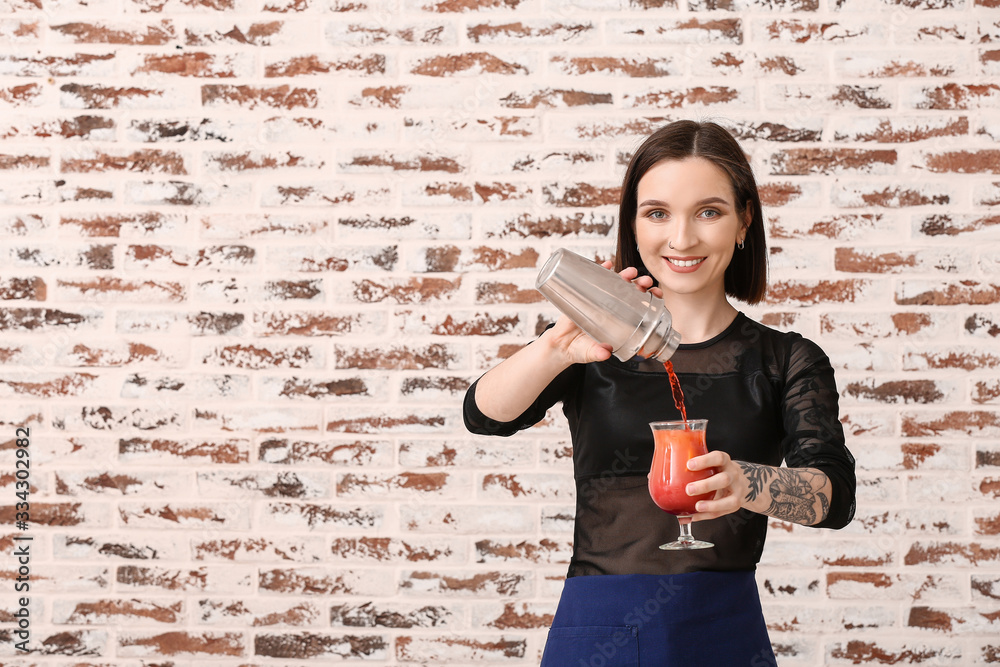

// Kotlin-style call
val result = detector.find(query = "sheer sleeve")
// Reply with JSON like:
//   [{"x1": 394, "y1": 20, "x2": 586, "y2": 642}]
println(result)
[
  {"x1": 779, "y1": 336, "x2": 857, "y2": 530},
  {"x1": 463, "y1": 364, "x2": 582, "y2": 437}
]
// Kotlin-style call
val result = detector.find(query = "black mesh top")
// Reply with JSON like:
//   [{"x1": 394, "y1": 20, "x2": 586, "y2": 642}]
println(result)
[{"x1": 464, "y1": 313, "x2": 857, "y2": 576}]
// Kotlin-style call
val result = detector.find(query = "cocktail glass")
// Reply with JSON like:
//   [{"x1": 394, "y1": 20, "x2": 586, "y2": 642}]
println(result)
[{"x1": 648, "y1": 419, "x2": 715, "y2": 550}]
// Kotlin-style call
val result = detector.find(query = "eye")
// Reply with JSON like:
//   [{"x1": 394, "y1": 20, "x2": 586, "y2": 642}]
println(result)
[
  {"x1": 648, "y1": 210, "x2": 667, "y2": 220},
  {"x1": 700, "y1": 209, "x2": 721, "y2": 220}
]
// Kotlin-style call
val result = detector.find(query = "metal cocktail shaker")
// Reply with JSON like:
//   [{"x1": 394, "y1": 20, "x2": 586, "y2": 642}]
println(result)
[{"x1": 535, "y1": 248, "x2": 682, "y2": 362}]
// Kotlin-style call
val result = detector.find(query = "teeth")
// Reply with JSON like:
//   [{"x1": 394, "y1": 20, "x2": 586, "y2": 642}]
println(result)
[{"x1": 669, "y1": 258, "x2": 704, "y2": 268}]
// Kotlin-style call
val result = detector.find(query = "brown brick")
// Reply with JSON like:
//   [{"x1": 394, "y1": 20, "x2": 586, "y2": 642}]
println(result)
[
  {"x1": 918, "y1": 214, "x2": 1000, "y2": 237},
  {"x1": 923, "y1": 149, "x2": 1000, "y2": 174},
  {"x1": 0, "y1": 276, "x2": 46, "y2": 300},
  {"x1": 843, "y1": 380, "x2": 946, "y2": 404},
  {"x1": 259, "y1": 437, "x2": 392, "y2": 467},
  {"x1": 913, "y1": 83, "x2": 1000, "y2": 110},
  {"x1": 499, "y1": 88, "x2": 613, "y2": 108},
  {"x1": 266, "y1": 54, "x2": 386, "y2": 76},
  {"x1": 119, "y1": 437, "x2": 250, "y2": 464},
  {"x1": 0, "y1": 83, "x2": 43, "y2": 106},
  {"x1": 769, "y1": 148, "x2": 896, "y2": 175},
  {"x1": 896, "y1": 280, "x2": 1000, "y2": 306},
  {"x1": 119, "y1": 631, "x2": 244, "y2": 657},
  {"x1": 331, "y1": 601, "x2": 455, "y2": 628},
  {"x1": 255, "y1": 632, "x2": 387, "y2": 660},
  {"x1": 60, "y1": 83, "x2": 169, "y2": 109},
  {"x1": 202, "y1": 84, "x2": 318, "y2": 109},
  {"x1": 200, "y1": 598, "x2": 321, "y2": 625},
  {"x1": 54, "y1": 599, "x2": 183, "y2": 624},
  {"x1": 467, "y1": 21, "x2": 594, "y2": 43},
  {"x1": 185, "y1": 21, "x2": 285, "y2": 45},
  {"x1": 51, "y1": 20, "x2": 175, "y2": 44}
]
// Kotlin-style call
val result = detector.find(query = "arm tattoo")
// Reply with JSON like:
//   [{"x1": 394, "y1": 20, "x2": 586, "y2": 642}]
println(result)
[{"x1": 738, "y1": 462, "x2": 830, "y2": 526}]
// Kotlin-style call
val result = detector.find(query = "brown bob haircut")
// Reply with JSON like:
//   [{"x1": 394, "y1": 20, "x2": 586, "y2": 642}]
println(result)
[{"x1": 614, "y1": 120, "x2": 768, "y2": 304}]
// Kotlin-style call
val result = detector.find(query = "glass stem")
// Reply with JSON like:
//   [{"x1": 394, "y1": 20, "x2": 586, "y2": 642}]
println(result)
[{"x1": 677, "y1": 517, "x2": 694, "y2": 544}]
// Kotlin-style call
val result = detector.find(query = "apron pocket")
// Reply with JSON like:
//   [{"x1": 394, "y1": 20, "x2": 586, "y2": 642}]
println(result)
[{"x1": 540, "y1": 625, "x2": 639, "y2": 667}]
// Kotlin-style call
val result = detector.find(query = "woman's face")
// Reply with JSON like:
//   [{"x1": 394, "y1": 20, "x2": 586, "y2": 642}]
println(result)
[{"x1": 634, "y1": 157, "x2": 747, "y2": 301}]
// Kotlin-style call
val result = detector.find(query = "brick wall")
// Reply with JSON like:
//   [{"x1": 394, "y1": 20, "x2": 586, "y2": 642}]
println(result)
[{"x1": 0, "y1": 0, "x2": 997, "y2": 664}]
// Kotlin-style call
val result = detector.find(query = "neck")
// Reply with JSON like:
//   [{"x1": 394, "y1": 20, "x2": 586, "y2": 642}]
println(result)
[{"x1": 662, "y1": 291, "x2": 738, "y2": 344}]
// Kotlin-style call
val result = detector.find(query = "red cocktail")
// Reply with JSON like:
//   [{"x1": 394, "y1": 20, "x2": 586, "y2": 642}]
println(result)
[{"x1": 648, "y1": 419, "x2": 715, "y2": 550}]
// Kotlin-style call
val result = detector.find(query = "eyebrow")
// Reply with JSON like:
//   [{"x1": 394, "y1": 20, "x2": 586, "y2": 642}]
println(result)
[{"x1": 637, "y1": 197, "x2": 732, "y2": 208}]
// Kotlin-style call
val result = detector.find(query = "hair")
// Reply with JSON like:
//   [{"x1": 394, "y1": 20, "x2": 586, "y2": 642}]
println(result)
[{"x1": 613, "y1": 120, "x2": 767, "y2": 304}]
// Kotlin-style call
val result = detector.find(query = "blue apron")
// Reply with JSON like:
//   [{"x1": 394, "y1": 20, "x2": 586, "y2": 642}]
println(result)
[{"x1": 539, "y1": 571, "x2": 776, "y2": 667}]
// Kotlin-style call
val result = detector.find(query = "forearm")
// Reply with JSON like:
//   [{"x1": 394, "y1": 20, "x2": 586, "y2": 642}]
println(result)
[
  {"x1": 474, "y1": 330, "x2": 573, "y2": 423},
  {"x1": 736, "y1": 462, "x2": 832, "y2": 527}
]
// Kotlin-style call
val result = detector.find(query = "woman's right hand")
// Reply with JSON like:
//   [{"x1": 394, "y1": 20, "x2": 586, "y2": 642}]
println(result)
[{"x1": 542, "y1": 261, "x2": 657, "y2": 365}]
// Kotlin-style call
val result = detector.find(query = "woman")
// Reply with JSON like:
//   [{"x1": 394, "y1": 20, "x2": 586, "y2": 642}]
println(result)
[{"x1": 464, "y1": 120, "x2": 856, "y2": 665}]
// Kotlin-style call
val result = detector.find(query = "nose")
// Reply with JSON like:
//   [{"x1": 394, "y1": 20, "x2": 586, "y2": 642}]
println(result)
[{"x1": 670, "y1": 217, "x2": 697, "y2": 251}]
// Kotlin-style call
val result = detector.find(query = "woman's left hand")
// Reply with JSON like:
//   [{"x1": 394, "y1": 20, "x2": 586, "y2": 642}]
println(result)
[{"x1": 683, "y1": 450, "x2": 749, "y2": 522}]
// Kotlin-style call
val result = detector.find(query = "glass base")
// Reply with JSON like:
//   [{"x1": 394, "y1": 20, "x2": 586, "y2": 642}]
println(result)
[{"x1": 659, "y1": 538, "x2": 714, "y2": 550}]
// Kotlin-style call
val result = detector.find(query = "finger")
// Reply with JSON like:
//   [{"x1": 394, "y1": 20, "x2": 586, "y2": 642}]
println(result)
[
  {"x1": 687, "y1": 451, "x2": 728, "y2": 471},
  {"x1": 617, "y1": 266, "x2": 639, "y2": 282},
  {"x1": 689, "y1": 496, "x2": 741, "y2": 521},
  {"x1": 686, "y1": 470, "x2": 731, "y2": 497},
  {"x1": 649, "y1": 287, "x2": 663, "y2": 299}
]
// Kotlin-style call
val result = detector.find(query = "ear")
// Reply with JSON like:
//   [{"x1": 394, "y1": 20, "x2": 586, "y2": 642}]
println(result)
[{"x1": 739, "y1": 205, "x2": 753, "y2": 244}]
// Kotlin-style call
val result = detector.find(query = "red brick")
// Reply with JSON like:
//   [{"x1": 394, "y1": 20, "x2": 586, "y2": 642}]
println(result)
[
  {"x1": 132, "y1": 52, "x2": 251, "y2": 77},
  {"x1": 51, "y1": 20, "x2": 175, "y2": 44},
  {"x1": 119, "y1": 436, "x2": 250, "y2": 465},
  {"x1": 917, "y1": 213, "x2": 1000, "y2": 237},
  {"x1": 911, "y1": 83, "x2": 1000, "y2": 110},
  {"x1": 401, "y1": 569, "x2": 529, "y2": 597},
  {"x1": 259, "y1": 567, "x2": 394, "y2": 596},
  {"x1": 202, "y1": 84, "x2": 318, "y2": 110},
  {"x1": 331, "y1": 601, "x2": 458, "y2": 628},
  {"x1": 766, "y1": 279, "x2": 875, "y2": 305},
  {"x1": 59, "y1": 211, "x2": 180, "y2": 237},
  {"x1": 350, "y1": 277, "x2": 461, "y2": 304},
  {"x1": 835, "y1": 247, "x2": 966, "y2": 274},
  {"x1": 624, "y1": 85, "x2": 748, "y2": 109},
  {"x1": 340, "y1": 150, "x2": 463, "y2": 173},
  {"x1": 265, "y1": 53, "x2": 386, "y2": 76},
  {"x1": 337, "y1": 471, "x2": 453, "y2": 497},
  {"x1": 185, "y1": 21, "x2": 287, "y2": 45},
  {"x1": 499, "y1": 87, "x2": 614, "y2": 108},
  {"x1": 903, "y1": 347, "x2": 1000, "y2": 372},
  {"x1": 202, "y1": 343, "x2": 321, "y2": 369},
  {"x1": 905, "y1": 541, "x2": 1000, "y2": 566},
  {"x1": 0, "y1": 83, "x2": 43, "y2": 107},
  {"x1": 769, "y1": 148, "x2": 897, "y2": 175},
  {"x1": 204, "y1": 149, "x2": 325, "y2": 172},
  {"x1": 330, "y1": 536, "x2": 464, "y2": 563},
  {"x1": 0, "y1": 276, "x2": 45, "y2": 300},
  {"x1": 475, "y1": 538, "x2": 572, "y2": 564},
  {"x1": 53, "y1": 599, "x2": 183, "y2": 624},
  {"x1": 396, "y1": 635, "x2": 525, "y2": 662},
  {"x1": 467, "y1": 21, "x2": 594, "y2": 44},
  {"x1": 262, "y1": 503, "x2": 381, "y2": 534},
  {"x1": 118, "y1": 631, "x2": 244, "y2": 657},
  {"x1": 255, "y1": 632, "x2": 387, "y2": 660},
  {"x1": 0, "y1": 52, "x2": 116, "y2": 76},
  {"x1": 410, "y1": 52, "x2": 531, "y2": 76},
  {"x1": 328, "y1": 21, "x2": 455, "y2": 46},
  {"x1": 0, "y1": 151, "x2": 49, "y2": 170},
  {"x1": 258, "y1": 437, "x2": 393, "y2": 467},
  {"x1": 902, "y1": 411, "x2": 1000, "y2": 438},
  {"x1": 255, "y1": 311, "x2": 381, "y2": 337},
  {"x1": 198, "y1": 470, "x2": 328, "y2": 498},
  {"x1": 193, "y1": 536, "x2": 325, "y2": 562},
  {"x1": 119, "y1": 502, "x2": 249, "y2": 529},
  {"x1": 833, "y1": 115, "x2": 969, "y2": 142},
  {"x1": 831, "y1": 182, "x2": 955, "y2": 208},
  {"x1": 59, "y1": 83, "x2": 174, "y2": 109},
  {"x1": 326, "y1": 408, "x2": 451, "y2": 434},
  {"x1": 770, "y1": 213, "x2": 884, "y2": 240},
  {"x1": 843, "y1": 380, "x2": 949, "y2": 405},
  {"x1": 923, "y1": 149, "x2": 1000, "y2": 174},
  {"x1": 828, "y1": 640, "x2": 958, "y2": 664},
  {"x1": 896, "y1": 280, "x2": 1000, "y2": 306},
  {"x1": 200, "y1": 599, "x2": 321, "y2": 626}
]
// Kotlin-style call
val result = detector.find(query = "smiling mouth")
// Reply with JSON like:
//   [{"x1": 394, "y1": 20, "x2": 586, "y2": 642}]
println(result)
[{"x1": 666, "y1": 257, "x2": 705, "y2": 268}]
